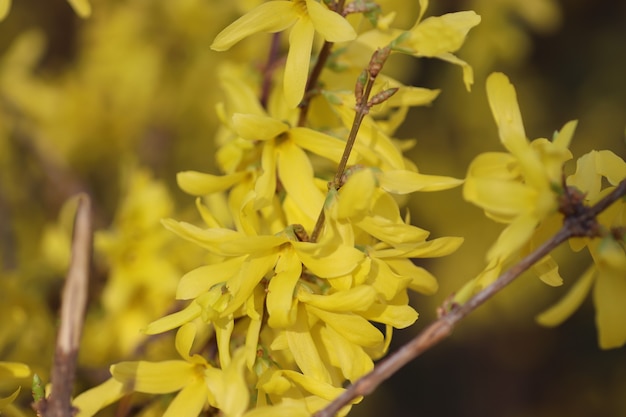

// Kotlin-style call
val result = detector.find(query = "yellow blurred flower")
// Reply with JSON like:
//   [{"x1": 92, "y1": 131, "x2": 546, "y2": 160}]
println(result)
[
  {"x1": 464, "y1": 72, "x2": 574, "y2": 269},
  {"x1": 81, "y1": 168, "x2": 186, "y2": 365},
  {"x1": 0, "y1": 362, "x2": 30, "y2": 412},
  {"x1": 211, "y1": 0, "x2": 356, "y2": 108},
  {"x1": 353, "y1": 0, "x2": 480, "y2": 90},
  {"x1": 0, "y1": 0, "x2": 90, "y2": 20},
  {"x1": 75, "y1": 323, "x2": 249, "y2": 417}
]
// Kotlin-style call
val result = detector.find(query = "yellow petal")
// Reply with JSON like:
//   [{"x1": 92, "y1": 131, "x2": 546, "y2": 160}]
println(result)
[
  {"x1": 222, "y1": 252, "x2": 281, "y2": 316},
  {"x1": 112, "y1": 360, "x2": 195, "y2": 393},
  {"x1": 245, "y1": 315, "x2": 263, "y2": 369},
  {"x1": 286, "y1": 305, "x2": 331, "y2": 383},
  {"x1": 175, "y1": 323, "x2": 197, "y2": 362},
  {"x1": 162, "y1": 219, "x2": 287, "y2": 256},
  {"x1": 371, "y1": 236, "x2": 463, "y2": 259},
  {"x1": 243, "y1": 399, "x2": 310, "y2": 417},
  {"x1": 277, "y1": 141, "x2": 324, "y2": 220},
  {"x1": 144, "y1": 301, "x2": 202, "y2": 334},
  {"x1": 369, "y1": 258, "x2": 412, "y2": 300},
  {"x1": 596, "y1": 150, "x2": 626, "y2": 186},
  {"x1": 267, "y1": 248, "x2": 302, "y2": 328},
  {"x1": 464, "y1": 177, "x2": 534, "y2": 218},
  {"x1": 487, "y1": 214, "x2": 538, "y2": 262},
  {"x1": 214, "y1": 316, "x2": 235, "y2": 367},
  {"x1": 293, "y1": 241, "x2": 364, "y2": 278},
  {"x1": 486, "y1": 72, "x2": 528, "y2": 154},
  {"x1": 306, "y1": 305, "x2": 383, "y2": 348},
  {"x1": 297, "y1": 285, "x2": 377, "y2": 312},
  {"x1": 67, "y1": 0, "x2": 91, "y2": 17},
  {"x1": 211, "y1": 1, "x2": 298, "y2": 51},
  {"x1": 537, "y1": 266, "x2": 595, "y2": 328},
  {"x1": 0, "y1": 362, "x2": 30, "y2": 378},
  {"x1": 282, "y1": 370, "x2": 344, "y2": 400},
  {"x1": 307, "y1": 0, "x2": 356, "y2": 42},
  {"x1": 385, "y1": 86, "x2": 441, "y2": 108},
  {"x1": 232, "y1": 113, "x2": 289, "y2": 141},
  {"x1": 384, "y1": 258, "x2": 439, "y2": 295},
  {"x1": 290, "y1": 127, "x2": 352, "y2": 164},
  {"x1": 163, "y1": 380, "x2": 209, "y2": 417},
  {"x1": 0, "y1": 388, "x2": 20, "y2": 411},
  {"x1": 177, "y1": 257, "x2": 246, "y2": 300},
  {"x1": 437, "y1": 54, "x2": 474, "y2": 91},
  {"x1": 356, "y1": 215, "x2": 429, "y2": 246},
  {"x1": 215, "y1": 349, "x2": 249, "y2": 417},
  {"x1": 552, "y1": 120, "x2": 578, "y2": 151},
  {"x1": 410, "y1": 11, "x2": 481, "y2": 56},
  {"x1": 73, "y1": 378, "x2": 127, "y2": 417},
  {"x1": 255, "y1": 139, "x2": 278, "y2": 209},
  {"x1": 532, "y1": 255, "x2": 563, "y2": 287},
  {"x1": 378, "y1": 170, "x2": 463, "y2": 194},
  {"x1": 318, "y1": 326, "x2": 373, "y2": 382},
  {"x1": 361, "y1": 303, "x2": 418, "y2": 329},
  {"x1": 177, "y1": 171, "x2": 248, "y2": 196},
  {"x1": 417, "y1": 0, "x2": 429, "y2": 23},
  {"x1": 284, "y1": 17, "x2": 315, "y2": 108},
  {"x1": 0, "y1": 0, "x2": 10, "y2": 21},
  {"x1": 336, "y1": 169, "x2": 376, "y2": 219},
  {"x1": 217, "y1": 64, "x2": 266, "y2": 116},
  {"x1": 593, "y1": 264, "x2": 626, "y2": 349}
]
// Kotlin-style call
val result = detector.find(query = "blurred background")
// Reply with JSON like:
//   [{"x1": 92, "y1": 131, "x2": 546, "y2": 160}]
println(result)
[{"x1": 1, "y1": 0, "x2": 624, "y2": 416}]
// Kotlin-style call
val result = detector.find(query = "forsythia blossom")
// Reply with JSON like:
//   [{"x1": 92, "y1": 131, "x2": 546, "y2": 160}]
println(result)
[
  {"x1": 459, "y1": 72, "x2": 575, "y2": 298},
  {"x1": 211, "y1": 0, "x2": 357, "y2": 108},
  {"x1": 74, "y1": 1, "x2": 478, "y2": 415}
]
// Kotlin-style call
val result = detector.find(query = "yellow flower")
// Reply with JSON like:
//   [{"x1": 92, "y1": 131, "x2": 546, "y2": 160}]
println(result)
[
  {"x1": 352, "y1": 0, "x2": 480, "y2": 90},
  {"x1": 464, "y1": 72, "x2": 574, "y2": 265},
  {"x1": 81, "y1": 169, "x2": 184, "y2": 364},
  {"x1": 456, "y1": 72, "x2": 576, "y2": 302},
  {"x1": 76, "y1": 323, "x2": 249, "y2": 417},
  {"x1": 537, "y1": 150, "x2": 626, "y2": 349},
  {"x1": 211, "y1": 0, "x2": 356, "y2": 108},
  {"x1": 0, "y1": 362, "x2": 30, "y2": 412}
]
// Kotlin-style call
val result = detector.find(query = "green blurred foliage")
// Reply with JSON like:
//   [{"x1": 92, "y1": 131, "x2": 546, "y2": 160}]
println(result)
[{"x1": 0, "y1": 0, "x2": 624, "y2": 416}]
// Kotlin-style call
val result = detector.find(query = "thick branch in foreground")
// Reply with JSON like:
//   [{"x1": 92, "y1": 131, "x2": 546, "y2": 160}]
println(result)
[
  {"x1": 35, "y1": 194, "x2": 93, "y2": 417},
  {"x1": 315, "y1": 179, "x2": 626, "y2": 417}
]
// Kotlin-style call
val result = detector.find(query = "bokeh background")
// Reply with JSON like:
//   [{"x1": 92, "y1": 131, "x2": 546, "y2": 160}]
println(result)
[{"x1": 1, "y1": 0, "x2": 624, "y2": 416}]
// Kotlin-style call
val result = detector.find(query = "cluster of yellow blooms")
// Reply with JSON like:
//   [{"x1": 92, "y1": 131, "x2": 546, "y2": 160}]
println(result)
[
  {"x1": 0, "y1": 0, "x2": 625, "y2": 416},
  {"x1": 71, "y1": 1, "x2": 480, "y2": 415}
]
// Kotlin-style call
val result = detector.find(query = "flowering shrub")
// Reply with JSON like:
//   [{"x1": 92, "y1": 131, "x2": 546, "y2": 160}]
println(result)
[{"x1": 0, "y1": 1, "x2": 624, "y2": 416}]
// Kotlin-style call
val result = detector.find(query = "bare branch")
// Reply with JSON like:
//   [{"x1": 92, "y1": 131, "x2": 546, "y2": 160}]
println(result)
[{"x1": 37, "y1": 194, "x2": 93, "y2": 417}]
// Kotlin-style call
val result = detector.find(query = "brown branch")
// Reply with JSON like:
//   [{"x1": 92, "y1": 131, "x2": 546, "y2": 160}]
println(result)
[
  {"x1": 314, "y1": 178, "x2": 626, "y2": 417},
  {"x1": 310, "y1": 47, "x2": 391, "y2": 243},
  {"x1": 297, "y1": 0, "x2": 347, "y2": 127},
  {"x1": 260, "y1": 32, "x2": 283, "y2": 109},
  {"x1": 36, "y1": 194, "x2": 93, "y2": 417}
]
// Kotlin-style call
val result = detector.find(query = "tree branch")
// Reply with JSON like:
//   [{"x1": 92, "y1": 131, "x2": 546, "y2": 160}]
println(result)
[{"x1": 36, "y1": 194, "x2": 93, "y2": 417}]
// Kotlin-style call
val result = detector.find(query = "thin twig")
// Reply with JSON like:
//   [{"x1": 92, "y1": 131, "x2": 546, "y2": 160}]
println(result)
[
  {"x1": 314, "y1": 179, "x2": 626, "y2": 417},
  {"x1": 309, "y1": 47, "x2": 391, "y2": 243},
  {"x1": 297, "y1": 0, "x2": 347, "y2": 127},
  {"x1": 260, "y1": 33, "x2": 282, "y2": 109},
  {"x1": 39, "y1": 194, "x2": 93, "y2": 417}
]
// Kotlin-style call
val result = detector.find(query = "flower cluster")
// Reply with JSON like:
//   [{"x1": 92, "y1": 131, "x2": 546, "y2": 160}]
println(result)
[
  {"x1": 459, "y1": 72, "x2": 626, "y2": 349},
  {"x1": 73, "y1": 0, "x2": 478, "y2": 415},
  {"x1": 458, "y1": 72, "x2": 575, "y2": 297}
]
